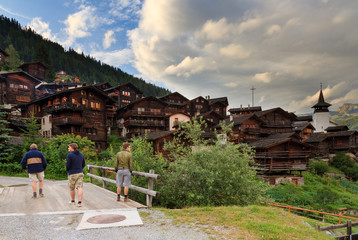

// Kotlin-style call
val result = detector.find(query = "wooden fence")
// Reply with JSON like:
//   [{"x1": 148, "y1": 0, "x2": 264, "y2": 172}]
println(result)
[
  {"x1": 316, "y1": 221, "x2": 358, "y2": 240},
  {"x1": 87, "y1": 164, "x2": 160, "y2": 207}
]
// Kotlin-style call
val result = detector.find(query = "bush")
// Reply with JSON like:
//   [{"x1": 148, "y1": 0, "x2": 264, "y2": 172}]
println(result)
[
  {"x1": 332, "y1": 152, "x2": 358, "y2": 181},
  {"x1": 309, "y1": 160, "x2": 329, "y2": 176}
]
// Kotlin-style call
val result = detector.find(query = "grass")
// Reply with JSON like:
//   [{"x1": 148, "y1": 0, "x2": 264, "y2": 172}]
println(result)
[{"x1": 158, "y1": 205, "x2": 334, "y2": 240}]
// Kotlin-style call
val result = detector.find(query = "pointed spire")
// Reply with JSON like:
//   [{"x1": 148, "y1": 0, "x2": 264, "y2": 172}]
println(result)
[{"x1": 312, "y1": 85, "x2": 331, "y2": 112}]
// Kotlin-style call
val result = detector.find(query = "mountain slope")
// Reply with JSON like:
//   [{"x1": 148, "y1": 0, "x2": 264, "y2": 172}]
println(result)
[
  {"x1": 0, "y1": 15, "x2": 170, "y2": 97},
  {"x1": 331, "y1": 103, "x2": 358, "y2": 130}
]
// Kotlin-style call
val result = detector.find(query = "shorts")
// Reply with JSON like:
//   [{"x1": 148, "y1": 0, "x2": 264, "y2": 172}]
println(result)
[
  {"x1": 29, "y1": 171, "x2": 45, "y2": 181},
  {"x1": 68, "y1": 173, "x2": 84, "y2": 190},
  {"x1": 116, "y1": 169, "x2": 131, "y2": 187}
]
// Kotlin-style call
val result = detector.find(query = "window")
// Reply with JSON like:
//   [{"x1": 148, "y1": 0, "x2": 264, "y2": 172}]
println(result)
[
  {"x1": 195, "y1": 105, "x2": 203, "y2": 109},
  {"x1": 54, "y1": 98, "x2": 60, "y2": 105},
  {"x1": 62, "y1": 97, "x2": 67, "y2": 102},
  {"x1": 49, "y1": 116, "x2": 52, "y2": 123},
  {"x1": 48, "y1": 101, "x2": 52, "y2": 106},
  {"x1": 138, "y1": 107, "x2": 145, "y2": 114},
  {"x1": 89, "y1": 92, "x2": 94, "y2": 97},
  {"x1": 81, "y1": 90, "x2": 86, "y2": 96},
  {"x1": 42, "y1": 118, "x2": 45, "y2": 125},
  {"x1": 95, "y1": 102, "x2": 100, "y2": 110},
  {"x1": 16, "y1": 95, "x2": 30, "y2": 102},
  {"x1": 150, "y1": 108, "x2": 161, "y2": 114},
  {"x1": 82, "y1": 99, "x2": 88, "y2": 106},
  {"x1": 122, "y1": 91, "x2": 130, "y2": 96},
  {"x1": 90, "y1": 102, "x2": 95, "y2": 109}
]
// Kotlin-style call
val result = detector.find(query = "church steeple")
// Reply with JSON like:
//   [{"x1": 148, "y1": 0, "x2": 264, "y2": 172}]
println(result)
[{"x1": 312, "y1": 84, "x2": 331, "y2": 113}]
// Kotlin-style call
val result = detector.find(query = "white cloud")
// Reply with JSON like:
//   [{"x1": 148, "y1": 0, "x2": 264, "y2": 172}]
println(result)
[
  {"x1": 28, "y1": 17, "x2": 53, "y2": 40},
  {"x1": 109, "y1": 0, "x2": 142, "y2": 19},
  {"x1": 129, "y1": 0, "x2": 358, "y2": 113},
  {"x1": 91, "y1": 48, "x2": 134, "y2": 66},
  {"x1": 253, "y1": 72, "x2": 272, "y2": 83},
  {"x1": 103, "y1": 30, "x2": 116, "y2": 49}
]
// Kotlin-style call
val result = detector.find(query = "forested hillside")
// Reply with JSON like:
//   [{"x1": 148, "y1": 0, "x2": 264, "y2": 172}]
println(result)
[{"x1": 0, "y1": 15, "x2": 170, "y2": 97}]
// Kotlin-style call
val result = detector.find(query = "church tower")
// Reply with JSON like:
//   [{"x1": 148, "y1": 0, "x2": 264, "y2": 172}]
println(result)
[{"x1": 312, "y1": 85, "x2": 331, "y2": 132}]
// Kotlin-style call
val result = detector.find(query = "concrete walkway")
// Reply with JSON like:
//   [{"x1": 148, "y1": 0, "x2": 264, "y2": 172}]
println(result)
[{"x1": 0, "y1": 176, "x2": 146, "y2": 216}]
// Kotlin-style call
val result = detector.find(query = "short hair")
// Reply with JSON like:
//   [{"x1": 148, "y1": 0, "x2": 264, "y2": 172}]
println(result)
[
  {"x1": 30, "y1": 144, "x2": 37, "y2": 149},
  {"x1": 68, "y1": 143, "x2": 78, "y2": 150},
  {"x1": 122, "y1": 142, "x2": 130, "y2": 150}
]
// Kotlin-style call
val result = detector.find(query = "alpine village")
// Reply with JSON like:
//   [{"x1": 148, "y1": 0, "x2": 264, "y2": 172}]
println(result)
[{"x1": 1, "y1": 15, "x2": 358, "y2": 239}]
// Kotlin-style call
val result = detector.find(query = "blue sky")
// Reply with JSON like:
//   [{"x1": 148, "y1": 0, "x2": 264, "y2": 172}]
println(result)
[{"x1": 1, "y1": 0, "x2": 358, "y2": 114}]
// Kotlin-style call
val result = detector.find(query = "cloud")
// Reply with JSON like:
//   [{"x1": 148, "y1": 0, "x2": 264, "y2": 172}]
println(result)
[
  {"x1": 103, "y1": 30, "x2": 116, "y2": 49},
  {"x1": 91, "y1": 48, "x2": 134, "y2": 66},
  {"x1": 129, "y1": 0, "x2": 358, "y2": 113},
  {"x1": 109, "y1": 0, "x2": 142, "y2": 19},
  {"x1": 28, "y1": 17, "x2": 53, "y2": 40},
  {"x1": 253, "y1": 72, "x2": 272, "y2": 83},
  {"x1": 0, "y1": 4, "x2": 31, "y2": 20}
]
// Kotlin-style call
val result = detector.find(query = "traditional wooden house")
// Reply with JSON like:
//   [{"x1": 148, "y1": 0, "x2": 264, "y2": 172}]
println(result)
[
  {"x1": 18, "y1": 85, "x2": 116, "y2": 151},
  {"x1": 117, "y1": 96, "x2": 167, "y2": 139},
  {"x1": 184, "y1": 96, "x2": 210, "y2": 116},
  {"x1": 105, "y1": 82, "x2": 143, "y2": 108},
  {"x1": 255, "y1": 107, "x2": 297, "y2": 135},
  {"x1": 305, "y1": 131, "x2": 358, "y2": 156},
  {"x1": 158, "y1": 92, "x2": 188, "y2": 116},
  {"x1": 142, "y1": 130, "x2": 176, "y2": 158},
  {"x1": 36, "y1": 82, "x2": 86, "y2": 97},
  {"x1": 0, "y1": 71, "x2": 42, "y2": 106},
  {"x1": 0, "y1": 47, "x2": 9, "y2": 68},
  {"x1": 198, "y1": 110, "x2": 225, "y2": 131},
  {"x1": 216, "y1": 113, "x2": 265, "y2": 143},
  {"x1": 207, "y1": 96, "x2": 228, "y2": 118},
  {"x1": 249, "y1": 137, "x2": 311, "y2": 174},
  {"x1": 292, "y1": 121, "x2": 315, "y2": 141},
  {"x1": 94, "y1": 82, "x2": 112, "y2": 91},
  {"x1": 19, "y1": 62, "x2": 48, "y2": 81}
]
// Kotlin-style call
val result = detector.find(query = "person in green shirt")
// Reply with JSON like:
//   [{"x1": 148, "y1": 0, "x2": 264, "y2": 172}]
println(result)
[{"x1": 115, "y1": 142, "x2": 133, "y2": 202}]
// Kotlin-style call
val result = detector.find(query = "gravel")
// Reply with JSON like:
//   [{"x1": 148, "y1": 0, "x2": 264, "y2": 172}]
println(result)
[{"x1": 0, "y1": 209, "x2": 212, "y2": 240}]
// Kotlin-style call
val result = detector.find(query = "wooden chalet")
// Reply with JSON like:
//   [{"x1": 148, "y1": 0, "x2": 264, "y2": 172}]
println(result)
[
  {"x1": 19, "y1": 62, "x2": 48, "y2": 81},
  {"x1": 292, "y1": 121, "x2": 315, "y2": 141},
  {"x1": 207, "y1": 96, "x2": 228, "y2": 118},
  {"x1": 105, "y1": 82, "x2": 143, "y2": 108},
  {"x1": 305, "y1": 131, "x2": 358, "y2": 156},
  {"x1": 198, "y1": 110, "x2": 225, "y2": 131},
  {"x1": 0, "y1": 71, "x2": 42, "y2": 106},
  {"x1": 18, "y1": 85, "x2": 116, "y2": 151},
  {"x1": 184, "y1": 96, "x2": 210, "y2": 116},
  {"x1": 158, "y1": 92, "x2": 188, "y2": 116},
  {"x1": 142, "y1": 130, "x2": 176, "y2": 158},
  {"x1": 117, "y1": 96, "x2": 167, "y2": 139},
  {"x1": 94, "y1": 82, "x2": 112, "y2": 91},
  {"x1": 36, "y1": 82, "x2": 86, "y2": 97},
  {"x1": 0, "y1": 47, "x2": 9, "y2": 67},
  {"x1": 249, "y1": 136, "x2": 311, "y2": 173},
  {"x1": 255, "y1": 107, "x2": 297, "y2": 135}
]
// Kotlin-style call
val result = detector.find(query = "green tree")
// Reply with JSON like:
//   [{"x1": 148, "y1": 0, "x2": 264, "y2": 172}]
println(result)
[
  {"x1": 160, "y1": 120, "x2": 268, "y2": 208},
  {"x1": 34, "y1": 42, "x2": 55, "y2": 81},
  {"x1": 21, "y1": 113, "x2": 43, "y2": 153},
  {"x1": 309, "y1": 160, "x2": 329, "y2": 176},
  {"x1": 42, "y1": 133, "x2": 97, "y2": 179},
  {"x1": 4, "y1": 44, "x2": 22, "y2": 71},
  {"x1": 0, "y1": 105, "x2": 12, "y2": 162}
]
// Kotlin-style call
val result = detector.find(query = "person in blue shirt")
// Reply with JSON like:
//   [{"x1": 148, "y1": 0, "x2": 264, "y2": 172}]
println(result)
[
  {"x1": 66, "y1": 143, "x2": 86, "y2": 207},
  {"x1": 20, "y1": 143, "x2": 47, "y2": 199}
]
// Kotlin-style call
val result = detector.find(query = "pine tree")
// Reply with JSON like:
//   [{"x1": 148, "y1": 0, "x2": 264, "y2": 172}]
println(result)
[
  {"x1": 21, "y1": 113, "x2": 43, "y2": 150},
  {"x1": 34, "y1": 42, "x2": 55, "y2": 81},
  {"x1": 4, "y1": 44, "x2": 22, "y2": 71},
  {"x1": 0, "y1": 105, "x2": 12, "y2": 162}
]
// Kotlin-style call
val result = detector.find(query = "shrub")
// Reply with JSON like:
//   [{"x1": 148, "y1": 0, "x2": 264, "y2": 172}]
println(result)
[{"x1": 309, "y1": 160, "x2": 329, "y2": 176}]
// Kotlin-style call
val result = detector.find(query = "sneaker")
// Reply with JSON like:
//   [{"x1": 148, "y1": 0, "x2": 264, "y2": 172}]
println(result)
[
  {"x1": 77, "y1": 201, "x2": 82, "y2": 207},
  {"x1": 39, "y1": 193, "x2": 44, "y2": 197},
  {"x1": 117, "y1": 196, "x2": 120, "y2": 202},
  {"x1": 69, "y1": 200, "x2": 75, "y2": 205},
  {"x1": 124, "y1": 197, "x2": 129, "y2": 202},
  {"x1": 31, "y1": 195, "x2": 37, "y2": 199}
]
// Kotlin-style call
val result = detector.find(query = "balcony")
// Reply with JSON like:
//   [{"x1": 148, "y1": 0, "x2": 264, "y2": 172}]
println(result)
[
  {"x1": 124, "y1": 119, "x2": 165, "y2": 127},
  {"x1": 47, "y1": 102, "x2": 84, "y2": 113},
  {"x1": 242, "y1": 128, "x2": 261, "y2": 134},
  {"x1": 52, "y1": 116, "x2": 86, "y2": 126},
  {"x1": 123, "y1": 110, "x2": 165, "y2": 118}
]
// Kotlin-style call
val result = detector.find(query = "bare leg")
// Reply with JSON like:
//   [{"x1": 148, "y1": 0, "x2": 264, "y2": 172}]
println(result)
[
  {"x1": 39, "y1": 180, "x2": 44, "y2": 189},
  {"x1": 124, "y1": 186, "x2": 129, "y2": 196},
  {"x1": 32, "y1": 181, "x2": 37, "y2": 192},
  {"x1": 117, "y1": 187, "x2": 122, "y2": 195},
  {"x1": 77, "y1": 187, "x2": 83, "y2": 202},
  {"x1": 70, "y1": 189, "x2": 75, "y2": 201}
]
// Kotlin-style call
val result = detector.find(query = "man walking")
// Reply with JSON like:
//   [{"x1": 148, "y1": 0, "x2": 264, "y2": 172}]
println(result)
[
  {"x1": 115, "y1": 142, "x2": 133, "y2": 202},
  {"x1": 20, "y1": 143, "x2": 47, "y2": 199},
  {"x1": 66, "y1": 143, "x2": 86, "y2": 207}
]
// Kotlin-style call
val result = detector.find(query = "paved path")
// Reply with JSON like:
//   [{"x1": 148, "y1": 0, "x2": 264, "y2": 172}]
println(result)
[{"x1": 0, "y1": 176, "x2": 146, "y2": 216}]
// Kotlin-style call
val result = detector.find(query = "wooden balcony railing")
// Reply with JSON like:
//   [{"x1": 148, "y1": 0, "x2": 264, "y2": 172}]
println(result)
[
  {"x1": 255, "y1": 162, "x2": 308, "y2": 171},
  {"x1": 124, "y1": 120, "x2": 165, "y2": 127},
  {"x1": 52, "y1": 116, "x2": 86, "y2": 125},
  {"x1": 124, "y1": 110, "x2": 165, "y2": 118},
  {"x1": 47, "y1": 102, "x2": 84, "y2": 113}
]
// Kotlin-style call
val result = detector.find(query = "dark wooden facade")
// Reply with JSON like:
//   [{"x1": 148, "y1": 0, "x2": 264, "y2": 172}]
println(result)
[
  {"x1": 20, "y1": 62, "x2": 48, "y2": 81},
  {"x1": 143, "y1": 130, "x2": 175, "y2": 158},
  {"x1": 249, "y1": 138, "x2": 311, "y2": 172},
  {"x1": 20, "y1": 86, "x2": 116, "y2": 151},
  {"x1": 255, "y1": 107, "x2": 297, "y2": 135},
  {"x1": 229, "y1": 106, "x2": 262, "y2": 116},
  {"x1": 292, "y1": 121, "x2": 315, "y2": 141},
  {"x1": 117, "y1": 96, "x2": 167, "y2": 138},
  {"x1": 184, "y1": 96, "x2": 210, "y2": 116},
  {"x1": 0, "y1": 71, "x2": 41, "y2": 106},
  {"x1": 105, "y1": 82, "x2": 143, "y2": 108}
]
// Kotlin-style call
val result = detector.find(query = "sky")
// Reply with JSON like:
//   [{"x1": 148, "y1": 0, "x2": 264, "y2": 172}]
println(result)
[{"x1": 1, "y1": 0, "x2": 358, "y2": 114}]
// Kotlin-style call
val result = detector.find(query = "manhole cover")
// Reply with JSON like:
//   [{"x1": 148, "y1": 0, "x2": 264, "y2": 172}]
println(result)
[{"x1": 87, "y1": 214, "x2": 126, "y2": 224}]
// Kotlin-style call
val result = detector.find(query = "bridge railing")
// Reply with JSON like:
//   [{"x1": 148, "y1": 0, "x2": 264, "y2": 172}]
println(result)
[{"x1": 87, "y1": 164, "x2": 160, "y2": 207}]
